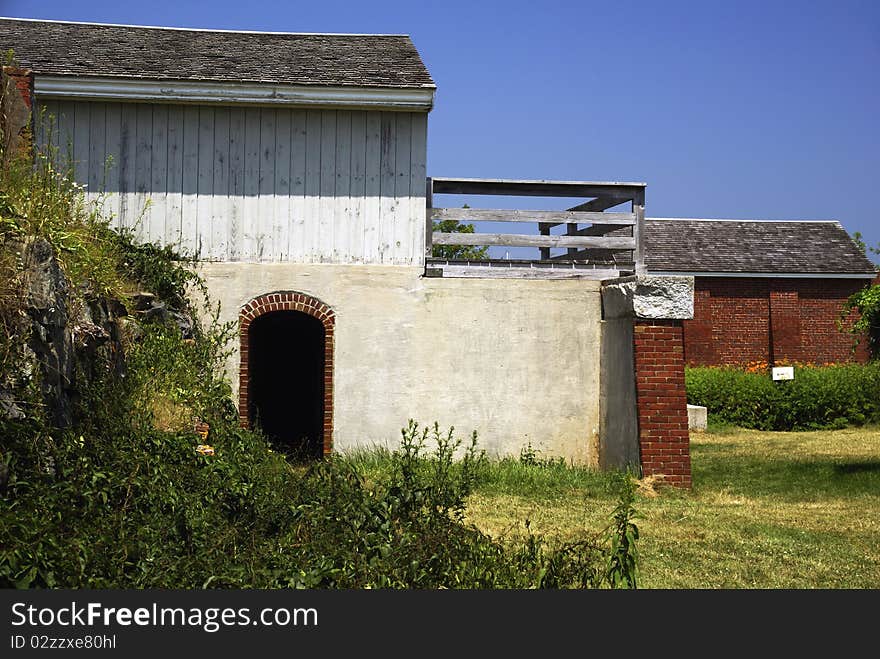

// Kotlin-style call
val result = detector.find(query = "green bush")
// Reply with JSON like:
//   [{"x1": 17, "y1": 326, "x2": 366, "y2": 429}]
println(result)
[{"x1": 686, "y1": 363, "x2": 880, "y2": 430}]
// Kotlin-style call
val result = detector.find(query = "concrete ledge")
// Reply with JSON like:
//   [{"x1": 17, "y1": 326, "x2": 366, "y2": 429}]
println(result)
[
  {"x1": 687, "y1": 404, "x2": 707, "y2": 431},
  {"x1": 601, "y1": 275, "x2": 694, "y2": 320}
]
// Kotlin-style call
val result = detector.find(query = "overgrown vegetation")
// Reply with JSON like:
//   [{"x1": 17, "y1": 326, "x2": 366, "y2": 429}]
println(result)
[
  {"x1": 844, "y1": 231, "x2": 879, "y2": 359},
  {"x1": 0, "y1": 101, "x2": 639, "y2": 589},
  {"x1": 685, "y1": 363, "x2": 880, "y2": 430},
  {"x1": 842, "y1": 284, "x2": 880, "y2": 360}
]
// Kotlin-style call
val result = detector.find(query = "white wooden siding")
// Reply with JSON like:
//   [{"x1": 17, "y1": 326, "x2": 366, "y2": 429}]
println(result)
[{"x1": 39, "y1": 100, "x2": 428, "y2": 265}]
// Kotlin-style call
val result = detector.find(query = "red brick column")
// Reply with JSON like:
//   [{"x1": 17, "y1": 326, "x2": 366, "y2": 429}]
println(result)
[
  {"x1": 238, "y1": 292, "x2": 335, "y2": 456},
  {"x1": 769, "y1": 279, "x2": 801, "y2": 363},
  {"x1": 1, "y1": 66, "x2": 34, "y2": 160},
  {"x1": 633, "y1": 319, "x2": 692, "y2": 488},
  {"x1": 2, "y1": 66, "x2": 33, "y2": 109}
]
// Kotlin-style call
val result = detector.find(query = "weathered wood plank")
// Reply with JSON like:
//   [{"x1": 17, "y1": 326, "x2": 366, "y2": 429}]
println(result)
[
  {"x1": 211, "y1": 106, "x2": 230, "y2": 260},
  {"x1": 272, "y1": 107, "x2": 291, "y2": 262},
  {"x1": 349, "y1": 111, "x2": 367, "y2": 264},
  {"x1": 409, "y1": 113, "x2": 427, "y2": 264},
  {"x1": 226, "y1": 107, "x2": 245, "y2": 261},
  {"x1": 241, "y1": 107, "x2": 261, "y2": 261},
  {"x1": 117, "y1": 103, "x2": 137, "y2": 234},
  {"x1": 633, "y1": 189, "x2": 646, "y2": 275},
  {"x1": 196, "y1": 106, "x2": 215, "y2": 258},
  {"x1": 378, "y1": 112, "x2": 396, "y2": 264},
  {"x1": 72, "y1": 102, "x2": 90, "y2": 201},
  {"x1": 549, "y1": 247, "x2": 634, "y2": 264},
  {"x1": 134, "y1": 104, "x2": 153, "y2": 242},
  {"x1": 87, "y1": 102, "x2": 105, "y2": 208},
  {"x1": 334, "y1": 110, "x2": 351, "y2": 263},
  {"x1": 148, "y1": 104, "x2": 168, "y2": 244},
  {"x1": 258, "y1": 108, "x2": 276, "y2": 261},
  {"x1": 304, "y1": 110, "x2": 322, "y2": 262},
  {"x1": 103, "y1": 103, "x2": 122, "y2": 228},
  {"x1": 432, "y1": 233, "x2": 636, "y2": 249},
  {"x1": 289, "y1": 109, "x2": 307, "y2": 262},
  {"x1": 430, "y1": 208, "x2": 636, "y2": 225},
  {"x1": 392, "y1": 112, "x2": 411, "y2": 264},
  {"x1": 180, "y1": 105, "x2": 200, "y2": 256},
  {"x1": 363, "y1": 111, "x2": 382, "y2": 263},
  {"x1": 430, "y1": 265, "x2": 622, "y2": 280},
  {"x1": 424, "y1": 175, "x2": 433, "y2": 259},
  {"x1": 164, "y1": 105, "x2": 183, "y2": 248},
  {"x1": 431, "y1": 177, "x2": 645, "y2": 198},
  {"x1": 318, "y1": 111, "x2": 336, "y2": 262},
  {"x1": 567, "y1": 196, "x2": 631, "y2": 212}
]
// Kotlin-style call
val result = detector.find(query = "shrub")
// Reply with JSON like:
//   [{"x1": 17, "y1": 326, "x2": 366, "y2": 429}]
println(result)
[{"x1": 686, "y1": 363, "x2": 880, "y2": 430}]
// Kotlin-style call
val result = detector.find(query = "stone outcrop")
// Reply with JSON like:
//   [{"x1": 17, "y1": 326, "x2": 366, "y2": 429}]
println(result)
[{"x1": 13, "y1": 236, "x2": 127, "y2": 427}]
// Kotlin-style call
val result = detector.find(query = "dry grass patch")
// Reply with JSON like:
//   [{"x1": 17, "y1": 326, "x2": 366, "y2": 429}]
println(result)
[{"x1": 465, "y1": 426, "x2": 880, "y2": 588}]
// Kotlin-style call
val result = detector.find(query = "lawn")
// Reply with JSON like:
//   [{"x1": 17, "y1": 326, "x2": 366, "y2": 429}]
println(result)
[{"x1": 463, "y1": 425, "x2": 880, "y2": 588}]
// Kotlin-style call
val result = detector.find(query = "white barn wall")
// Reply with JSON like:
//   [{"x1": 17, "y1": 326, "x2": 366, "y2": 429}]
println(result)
[{"x1": 37, "y1": 99, "x2": 428, "y2": 266}]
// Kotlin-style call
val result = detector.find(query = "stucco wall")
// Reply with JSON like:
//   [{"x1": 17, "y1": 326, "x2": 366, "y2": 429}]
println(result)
[
  {"x1": 599, "y1": 317, "x2": 638, "y2": 470},
  {"x1": 197, "y1": 263, "x2": 603, "y2": 464}
]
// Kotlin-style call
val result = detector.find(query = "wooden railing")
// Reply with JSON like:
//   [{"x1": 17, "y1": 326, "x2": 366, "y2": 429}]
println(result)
[{"x1": 426, "y1": 177, "x2": 646, "y2": 274}]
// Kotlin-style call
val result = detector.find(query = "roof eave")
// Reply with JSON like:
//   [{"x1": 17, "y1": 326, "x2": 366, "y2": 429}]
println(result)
[
  {"x1": 648, "y1": 270, "x2": 877, "y2": 279},
  {"x1": 34, "y1": 74, "x2": 435, "y2": 111}
]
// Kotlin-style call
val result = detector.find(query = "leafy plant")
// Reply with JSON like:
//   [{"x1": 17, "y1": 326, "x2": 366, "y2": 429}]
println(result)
[{"x1": 686, "y1": 363, "x2": 880, "y2": 430}]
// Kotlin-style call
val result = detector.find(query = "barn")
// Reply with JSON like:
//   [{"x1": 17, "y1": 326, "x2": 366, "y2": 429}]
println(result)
[
  {"x1": 645, "y1": 218, "x2": 877, "y2": 366},
  {"x1": 1, "y1": 17, "x2": 698, "y2": 485}
]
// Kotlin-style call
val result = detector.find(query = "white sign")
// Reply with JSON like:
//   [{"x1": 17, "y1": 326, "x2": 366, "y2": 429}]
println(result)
[{"x1": 772, "y1": 366, "x2": 794, "y2": 381}]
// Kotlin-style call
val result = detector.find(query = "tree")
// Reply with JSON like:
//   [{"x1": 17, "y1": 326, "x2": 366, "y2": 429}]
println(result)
[
  {"x1": 842, "y1": 232, "x2": 880, "y2": 359},
  {"x1": 431, "y1": 205, "x2": 489, "y2": 260}
]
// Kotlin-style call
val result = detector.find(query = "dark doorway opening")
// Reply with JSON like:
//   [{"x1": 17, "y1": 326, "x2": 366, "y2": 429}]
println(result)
[{"x1": 248, "y1": 311, "x2": 325, "y2": 460}]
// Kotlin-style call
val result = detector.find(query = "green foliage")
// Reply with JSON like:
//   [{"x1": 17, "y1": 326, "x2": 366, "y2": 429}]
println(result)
[
  {"x1": 851, "y1": 231, "x2": 880, "y2": 260},
  {"x1": 686, "y1": 364, "x2": 880, "y2": 430},
  {"x1": 0, "y1": 111, "x2": 128, "y2": 300},
  {"x1": 605, "y1": 473, "x2": 640, "y2": 589},
  {"x1": 431, "y1": 209, "x2": 489, "y2": 260},
  {"x1": 841, "y1": 283, "x2": 880, "y2": 360},
  {"x1": 110, "y1": 228, "x2": 203, "y2": 310}
]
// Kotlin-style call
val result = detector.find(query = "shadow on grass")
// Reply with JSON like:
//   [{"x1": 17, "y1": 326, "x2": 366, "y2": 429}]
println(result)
[
  {"x1": 834, "y1": 462, "x2": 880, "y2": 475},
  {"x1": 694, "y1": 454, "x2": 880, "y2": 500}
]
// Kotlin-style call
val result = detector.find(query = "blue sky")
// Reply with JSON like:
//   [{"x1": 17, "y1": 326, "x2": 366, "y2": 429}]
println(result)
[{"x1": 3, "y1": 0, "x2": 878, "y2": 262}]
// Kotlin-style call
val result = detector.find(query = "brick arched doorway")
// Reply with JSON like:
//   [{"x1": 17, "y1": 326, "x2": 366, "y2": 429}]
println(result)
[{"x1": 238, "y1": 292, "x2": 334, "y2": 457}]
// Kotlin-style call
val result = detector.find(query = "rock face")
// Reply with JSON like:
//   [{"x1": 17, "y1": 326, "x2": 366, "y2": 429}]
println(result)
[
  {"x1": 10, "y1": 237, "x2": 127, "y2": 427},
  {"x1": 1, "y1": 236, "x2": 199, "y2": 427}
]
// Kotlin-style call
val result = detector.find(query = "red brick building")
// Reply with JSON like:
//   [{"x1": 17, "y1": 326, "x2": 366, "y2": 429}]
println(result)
[{"x1": 645, "y1": 219, "x2": 877, "y2": 366}]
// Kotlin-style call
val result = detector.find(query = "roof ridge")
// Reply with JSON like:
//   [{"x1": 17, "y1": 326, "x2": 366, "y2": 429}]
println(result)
[
  {"x1": 647, "y1": 217, "x2": 841, "y2": 224},
  {"x1": 0, "y1": 16, "x2": 410, "y2": 37}
]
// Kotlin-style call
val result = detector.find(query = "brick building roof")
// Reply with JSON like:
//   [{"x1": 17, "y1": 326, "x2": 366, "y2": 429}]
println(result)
[
  {"x1": 0, "y1": 17, "x2": 435, "y2": 89},
  {"x1": 646, "y1": 218, "x2": 877, "y2": 275}
]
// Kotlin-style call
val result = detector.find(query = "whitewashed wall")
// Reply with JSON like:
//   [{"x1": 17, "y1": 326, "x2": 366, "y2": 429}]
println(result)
[{"x1": 36, "y1": 100, "x2": 428, "y2": 265}]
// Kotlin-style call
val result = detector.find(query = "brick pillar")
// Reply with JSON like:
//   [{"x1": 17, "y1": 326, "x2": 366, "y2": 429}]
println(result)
[
  {"x1": 600, "y1": 275, "x2": 694, "y2": 489},
  {"x1": 633, "y1": 320, "x2": 692, "y2": 488},
  {"x1": 1, "y1": 66, "x2": 34, "y2": 161},
  {"x1": 770, "y1": 279, "x2": 801, "y2": 363}
]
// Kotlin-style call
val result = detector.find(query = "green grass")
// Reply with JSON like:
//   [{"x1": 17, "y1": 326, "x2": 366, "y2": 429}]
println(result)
[{"x1": 459, "y1": 426, "x2": 880, "y2": 588}]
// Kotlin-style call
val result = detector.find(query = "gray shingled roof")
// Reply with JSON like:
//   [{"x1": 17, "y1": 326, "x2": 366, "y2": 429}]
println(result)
[
  {"x1": 646, "y1": 219, "x2": 877, "y2": 275},
  {"x1": 0, "y1": 17, "x2": 435, "y2": 88}
]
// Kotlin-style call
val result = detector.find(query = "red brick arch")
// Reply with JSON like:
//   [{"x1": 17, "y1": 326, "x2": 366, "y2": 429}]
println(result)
[{"x1": 238, "y1": 292, "x2": 335, "y2": 456}]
